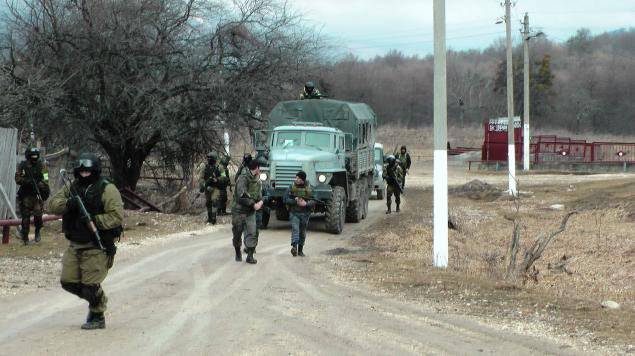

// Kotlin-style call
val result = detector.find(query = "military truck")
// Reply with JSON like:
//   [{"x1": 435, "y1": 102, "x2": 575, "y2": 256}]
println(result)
[{"x1": 255, "y1": 98, "x2": 376, "y2": 234}]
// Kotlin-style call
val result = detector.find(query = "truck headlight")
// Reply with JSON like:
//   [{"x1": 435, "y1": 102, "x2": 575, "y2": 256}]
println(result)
[
  {"x1": 259, "y1": 172, "x2": 268, "y2": 181},
  {"x1": 318, "y1": 174, "x2": 327, "y2": 183}
]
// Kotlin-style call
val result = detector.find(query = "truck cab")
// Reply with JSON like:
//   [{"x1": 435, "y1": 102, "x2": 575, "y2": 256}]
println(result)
[{"x1": 260, "y1": 125, "x2": 346, "y2": 203}]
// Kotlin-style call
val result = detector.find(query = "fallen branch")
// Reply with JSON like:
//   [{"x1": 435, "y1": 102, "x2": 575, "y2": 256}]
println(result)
[
  {"x1": 548, "y1": 254, "x2": 577, "y2": 275},
  {"x1": 517, "y1": 211, "x2": 578, "y2": 275},
  {"x1": 156, "y1": 186, "x2": 188, "y2": 210}
]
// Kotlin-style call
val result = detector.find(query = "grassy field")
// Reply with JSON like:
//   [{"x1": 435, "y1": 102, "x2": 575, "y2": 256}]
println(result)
[{"x1": 327, "y1": 169, "x2": 634, "y2": 351}]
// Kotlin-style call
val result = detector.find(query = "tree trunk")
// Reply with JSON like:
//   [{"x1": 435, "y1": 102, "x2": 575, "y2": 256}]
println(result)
[{"x1": 98, "y1": 132, "x2": 160, "y2": 190}]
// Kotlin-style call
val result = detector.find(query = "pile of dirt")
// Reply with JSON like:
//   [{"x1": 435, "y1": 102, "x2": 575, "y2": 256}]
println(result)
[{"x1": 450, "y1": 179, "x2": 502, "y2": 201}]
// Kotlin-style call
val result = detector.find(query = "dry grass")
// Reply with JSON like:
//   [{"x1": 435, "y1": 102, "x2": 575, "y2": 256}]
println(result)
[{"x1": 331, "y1": 178, "x2": 635, "y2": 350}]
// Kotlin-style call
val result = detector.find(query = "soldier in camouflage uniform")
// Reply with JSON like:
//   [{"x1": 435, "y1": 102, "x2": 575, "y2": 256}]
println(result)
[
  {"x1": 383, "y1": 155, "x2": 403, "y2": 214},
  {"x1": 197, "y1": 151, "x2": 227, "y2": 225},
  {"x1": 395, "y1": 145, "x2": 412, "y2": 189},
  {"x1": 48, "y1": 153, "x2": 124, "y2": 330},
  {"x1": 231, "y1": 159, "x2": 263, "y2": 264},
  {"x1": 15, "y1": 147, "x2": 50, "y2": 245},
  {"x1": 299, "y1": 81, "x2": 322, "y2": 100},
  {"x1": 217, "y1": 155, "x2": 232, "y2": 216},
  {"x1": 283, "y1": 171, "x2": 315, "y2": 257}
]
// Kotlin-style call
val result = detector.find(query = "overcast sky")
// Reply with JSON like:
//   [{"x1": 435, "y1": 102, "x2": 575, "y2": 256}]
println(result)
[{"x1": 291, "y1": 0, "x2": 635, "y2": 59}]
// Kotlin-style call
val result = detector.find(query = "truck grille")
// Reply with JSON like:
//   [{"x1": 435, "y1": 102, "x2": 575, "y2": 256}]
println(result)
[{"x1": 274, "y1": 164, "x2": 303, "y2": 187}]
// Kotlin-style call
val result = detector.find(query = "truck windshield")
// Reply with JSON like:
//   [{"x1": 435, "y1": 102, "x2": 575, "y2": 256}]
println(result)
[
  {"x1": 275, "y1": 132, "x2": 302, "y2": 148},
  {"x1": 305, "y1": 132, "x2": 331, "y2": 150}
]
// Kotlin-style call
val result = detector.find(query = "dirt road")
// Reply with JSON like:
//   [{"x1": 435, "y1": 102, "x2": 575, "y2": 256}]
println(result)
[{"x1": 0, "y1": 194, "x2": 590, "y2": 356}]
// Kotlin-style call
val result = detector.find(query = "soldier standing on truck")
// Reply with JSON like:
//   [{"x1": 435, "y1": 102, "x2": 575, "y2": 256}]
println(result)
[
  {"x1": 15, "y1": 147, "x2": 50, "y2": 245},
  {"x1": 299, "y1": 81, "x2": 321, "y2": 100},
  {"x1": 383, "y1": 155, "x2": 403, "y2": 214},
  {"x1": 395, "y1": 145, "x2": 411, "y2": 189},
  {"x1": 283, "y1": 171, "x2": 315, "y2": 257}
]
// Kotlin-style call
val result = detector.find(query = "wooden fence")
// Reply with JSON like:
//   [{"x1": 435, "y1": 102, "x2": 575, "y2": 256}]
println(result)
[{"x1": 0, "y1": 128, "x2": 18, "y2": 220}]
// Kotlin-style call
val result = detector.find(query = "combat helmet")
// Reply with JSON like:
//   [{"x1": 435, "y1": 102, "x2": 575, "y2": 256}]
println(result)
[
  {"x1": 73, "y1": 152, "x2": 101, "y2": 175},
  {"x1": 25, "y1": 147, "x2": 40, "y2": 161}
]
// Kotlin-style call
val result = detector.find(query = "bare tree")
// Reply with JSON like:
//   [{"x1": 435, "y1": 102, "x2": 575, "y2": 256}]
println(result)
[{"x1": 0, "y1": 0, "x2": 325, "y2": 189}]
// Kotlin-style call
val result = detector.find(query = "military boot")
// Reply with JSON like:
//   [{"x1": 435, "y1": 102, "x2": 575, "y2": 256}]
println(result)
[
  {"x1": 245, "y1": 248, "x2": 257, "y2": 264},
  {"x1": 86, "y1": 311, "x2": 95, "y2": 323},
  {"x1": 290, "y1": 244, "x2": 298, "y2": 257},
  {"x1": 298, "y1": 245, "x2": 305, "y2": 257},
  {"x1": 34, "y1": 228, "x2": 42, "y2": 243},
  {"x1": 20, "y1": 223, "x2": 30, "y2": 245},
  {"x1": 81, "y1": 312, "x2": 105, "y2": 330},
  {"x1": 386, "y1": 204, "x2": 391, "y2": 214},
  {"x1": 396, "y1": 204, "x2": 400, "y2": 213},
  {"x1": 234, "y1": 246, "x2": 242, "y2": 262},
  {"x1": 207, "y1": 211, "x2": 216, "y2": 225}
]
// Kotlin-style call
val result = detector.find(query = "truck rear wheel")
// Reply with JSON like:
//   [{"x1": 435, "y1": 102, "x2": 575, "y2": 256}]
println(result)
[
  {"x1": 325, "y1": 186, "x2": 346, "y2": 234},
  {"x1": 346, "y1": 189, "x2": 362, "y2": 223},
  {"x1": 275, "y1": 206, "x2": 289, "y2": 221}
]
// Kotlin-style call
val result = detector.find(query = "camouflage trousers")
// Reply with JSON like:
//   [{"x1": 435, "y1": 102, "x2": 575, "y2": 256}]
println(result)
[
  {"x1": 386, "y1": 185, "x2": 401, "y2": 209},
  {"x1": 60, "y1": 247, "x2": 110, "y2": 313},
  {"x1": 217, "y1": 189, "x2": 229, "y2": 214},
  {"x1": 232, "y1": 212, "x2": 258, "y2": 249},
  {"x1": 205, "y1": 189, "x2": 220, "y2": 224},
  {"x1": 18, "y1": 195, "x2": 44, "y2": 234}
]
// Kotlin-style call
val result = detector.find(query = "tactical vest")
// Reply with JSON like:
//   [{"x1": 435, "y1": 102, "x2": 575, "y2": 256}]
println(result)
[
  {"x1": 396, "y1": 153, "x2": 408, "y2": 169},
  {"x1": 286, "y1": 183, "x2": 312, "y2": 212},
  {"x1": 63, "y1": 178, "x2": 121, "y2": 244},
  {"x1": 217, "y1": 166, "x2": 230, "y2": 188},
  {"x1": 385, "y1": 164, "x2": 401, "y2": 182},
  {"x1": 203, "y1": 164, "x2": 218, "y2": 181},
  {"x1": 231, "y1": 171, "x2": 261, "y2": 211},
  {"x1": 17, "y1": 160, "x2": 45, "y2": 197}
]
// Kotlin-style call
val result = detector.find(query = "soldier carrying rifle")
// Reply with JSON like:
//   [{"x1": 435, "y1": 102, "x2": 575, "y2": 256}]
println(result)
[
  {"x1": 49, "y1": 153, "x2": 124, "y2": 330},
  {"x1": 15, "y1": 147, "x2": 50, "y2": 245},
  {"x1": 383, "y1": 155, "x2": 403, "y2": 214}
]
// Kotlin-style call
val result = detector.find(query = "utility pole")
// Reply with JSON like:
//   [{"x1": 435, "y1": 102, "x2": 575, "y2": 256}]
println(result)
[
  {"x1": 504, "y1": 0, "x2": 517, "y2": 196},
  {"x1": 433, "y1": 0, "x2": 448, "y2": 268},
  {"x1": 522, "y1": 12, "x2": 530, "y2": 171}
]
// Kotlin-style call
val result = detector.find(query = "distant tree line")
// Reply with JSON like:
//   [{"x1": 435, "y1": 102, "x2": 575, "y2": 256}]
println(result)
[{"x1": 319, "y1": 28, "x2": 635, "y2": 135}]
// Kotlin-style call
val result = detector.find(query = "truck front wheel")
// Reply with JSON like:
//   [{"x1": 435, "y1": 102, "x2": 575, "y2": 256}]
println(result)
[
  {"x1": 275, "y1": 206, "x2": 290, "y2": 221},
  {"x1": 325, "y1": 186, "x2": 346, "y2": 234}
]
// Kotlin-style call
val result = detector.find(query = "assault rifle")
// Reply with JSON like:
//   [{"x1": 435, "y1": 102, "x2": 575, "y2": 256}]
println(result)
[
  {"x1": 59, "y1": 169, "x2": 105, "y2": 250},
  {"x1": 24, "y1": 167, "x2": 44, "y2": 203},
  {"x1": 287, "y1": 193, "x2": 325, "y2": 206},
  {"x1": 383, "y1": 174, "x2": 404, "y2": 195}
]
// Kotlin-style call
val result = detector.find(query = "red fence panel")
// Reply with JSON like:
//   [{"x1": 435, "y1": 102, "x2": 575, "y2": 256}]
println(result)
[{"x1": 483, "y1": 119, "x2": 635, "y2": 164}]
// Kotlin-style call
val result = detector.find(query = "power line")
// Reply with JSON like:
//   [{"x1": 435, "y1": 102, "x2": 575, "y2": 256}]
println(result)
[
  {"x1": 344, "y1": 31, "x2": 504, "y2": 50},
  {"x1": 337, "y1": 24, "x2": 498, "y2": 43}
]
